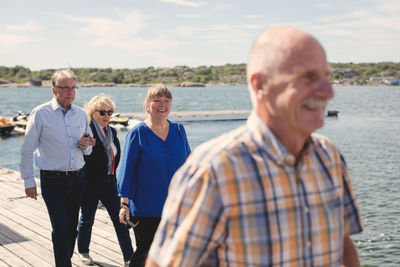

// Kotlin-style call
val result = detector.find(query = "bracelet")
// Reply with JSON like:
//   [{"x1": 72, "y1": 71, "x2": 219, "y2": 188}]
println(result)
[{"x1": 120, "y1": 202, "x2": 129, "y2": 208}]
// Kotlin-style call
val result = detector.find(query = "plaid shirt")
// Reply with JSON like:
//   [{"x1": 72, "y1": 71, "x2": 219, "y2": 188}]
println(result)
[{"x1": 149, "y1": 112, "x2": 363, "y2": 267}]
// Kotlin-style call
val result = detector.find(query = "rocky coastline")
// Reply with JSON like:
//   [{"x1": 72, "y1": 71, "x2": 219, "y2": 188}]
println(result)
[
  {"x1": 0, "y1": 79, "x2": 397, "y2": 88},
  {"x1": 1, "y1": 62, "x2": 399, "y2": 88}
]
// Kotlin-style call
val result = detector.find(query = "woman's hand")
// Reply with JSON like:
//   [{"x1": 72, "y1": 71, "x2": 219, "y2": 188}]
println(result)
[
  {"x1": 119, "y1": 207, "x2": 130, "y2": 224},
  {"x1": 119, "y1": 198, "x2": 130, "y2": 224}
]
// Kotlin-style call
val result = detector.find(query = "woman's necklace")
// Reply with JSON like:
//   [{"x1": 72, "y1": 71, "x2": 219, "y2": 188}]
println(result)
[{"x1": 145, "y1": 119, "x2": 169, "y2": 141}]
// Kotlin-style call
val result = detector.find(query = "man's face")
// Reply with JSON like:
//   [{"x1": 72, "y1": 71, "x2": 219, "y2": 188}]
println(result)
[
  {"x1": 52, "y1": 77, "x2": 76, "y2": 110},
  {"x1": 260, "y1": 43, "x2": 334, "y2": 138}
]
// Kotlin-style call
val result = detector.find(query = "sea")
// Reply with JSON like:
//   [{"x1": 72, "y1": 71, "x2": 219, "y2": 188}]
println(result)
[{"x1": 1, "y1": 85, "x2": 399, "y2": 266}]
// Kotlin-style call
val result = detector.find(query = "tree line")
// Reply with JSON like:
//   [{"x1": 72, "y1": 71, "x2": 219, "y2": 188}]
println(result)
[{"x1": 0, "y1": 62, "x2": 399, "y2": 86}]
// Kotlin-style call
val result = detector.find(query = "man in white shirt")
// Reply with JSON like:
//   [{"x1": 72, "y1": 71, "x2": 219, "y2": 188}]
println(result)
[{"x1": 20, "y1": 69, "x2": 95, "y2": 266}]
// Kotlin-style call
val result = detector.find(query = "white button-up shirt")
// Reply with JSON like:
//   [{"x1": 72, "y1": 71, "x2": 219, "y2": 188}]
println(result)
[{"x1": 20, "y1": 97, "x2": 93, "y2": 188}]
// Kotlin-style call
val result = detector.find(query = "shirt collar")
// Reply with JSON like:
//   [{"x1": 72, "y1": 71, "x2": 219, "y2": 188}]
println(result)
[
  {"x1": 247, "y1": 111, "x2": 296, "y2": 166},
  {"x1": 50, "y1": 97, "x2": 75, "y2": 112}
]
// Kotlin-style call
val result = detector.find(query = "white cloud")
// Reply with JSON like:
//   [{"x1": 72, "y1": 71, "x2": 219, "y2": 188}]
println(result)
[
  {"x1": 379, "y1": 0, "x2": 400, "y2": 13},
  {"x1": 242, "y1": 24, "x2": 266, "y2": 29},
  {"x1": 173, "y1": 25, "x2": 203, "y2": 36},
  {"x1": 0, "y1": 33, "x2": 32, "y2": 53},
  {"x1": 158, "y1": 0, "x2": 204, "y2": 7},
  {"x1": 313, "y1": 9, "x2": 400, "y2": 34},
  {"x1": 4, "y1": 20, "x2": 41, "y2": 32},
  {"x1": 0, "y1": 20, "x2": 41, "y2": 53},
  {"x1": 115, "y1": 35, "x2": 181, "y2": 54},
  {"x1": 245, "y1": 15, "x2": 262, "y2": 19},
  {"x1": 65, "y1": 11, "x2": 181, "y2": 63},
  {"x1": 67, "y1": 11, "x2": 146, "y2": 46},
  {"x1": 174, "y1": 24, "x2": 249, "y2": 44},
  {"x1": 317, "y1": 3, "x2": 333, "y2": 8},
  {"x1": 179, "y1": 14, "x2": 202, "y2": 18},
  {"x1": 306, "y1": 8, "x2": 400, "y2": 62}
]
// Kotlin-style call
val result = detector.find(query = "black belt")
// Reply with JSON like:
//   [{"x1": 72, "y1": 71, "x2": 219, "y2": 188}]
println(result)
[{"x1": 40, "y1": 169, "x2": 83, "y2": 176}]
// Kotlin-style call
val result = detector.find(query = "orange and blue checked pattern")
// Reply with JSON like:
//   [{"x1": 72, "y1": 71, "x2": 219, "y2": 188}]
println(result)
[{"x1": 149, "y1": 112, "x2": 363, "y2": 267}]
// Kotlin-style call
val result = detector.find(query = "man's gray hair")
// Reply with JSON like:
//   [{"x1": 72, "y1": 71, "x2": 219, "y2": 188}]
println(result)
[{"x1": 51, "y1": 69, "x2": 78, "y2": 88}]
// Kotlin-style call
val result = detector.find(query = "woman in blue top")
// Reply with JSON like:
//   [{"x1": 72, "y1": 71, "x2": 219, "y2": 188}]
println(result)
[{"x1": 118, "y1": 84, "x2": 191, "y2": 267}]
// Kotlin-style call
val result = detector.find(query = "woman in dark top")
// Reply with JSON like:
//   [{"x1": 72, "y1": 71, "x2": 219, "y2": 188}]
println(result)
[
  {"x1": 118, "y1": 84, "x2": 191, "y2": 267},
  {"x1": 77, "y1": 95, "x2": 133, "y2": 266}
]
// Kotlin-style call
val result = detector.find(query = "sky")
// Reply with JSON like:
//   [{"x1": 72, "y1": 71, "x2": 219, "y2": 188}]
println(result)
[{"x1": 1, "y1": 0, "x2": 399, "y2": 70}]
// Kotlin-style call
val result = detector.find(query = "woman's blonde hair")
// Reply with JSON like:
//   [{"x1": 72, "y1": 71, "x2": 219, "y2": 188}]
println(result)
[
  {"x1": 143, "y1": 83, "x2": 172, "y2": 113},
  {"x1": 85, "y1": 94, "x2": 115, "y2": 123}
]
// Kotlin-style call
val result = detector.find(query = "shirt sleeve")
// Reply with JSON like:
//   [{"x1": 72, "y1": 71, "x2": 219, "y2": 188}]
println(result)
[
  {"x1": 148, "y1": 162, "x2": 226, "y2": 267},
  {"x1": 178, "y1": 123, "x2": 191, "y2": 156},
  {"x1": 117, "y1": 128, "x2": 141, "y2": 199},
  {"x1": 340, "y1": 153, "x2": 363, "y2": 236},
  {"x1": 20, "y1": 109, "x2": 40, "y2": 189}
]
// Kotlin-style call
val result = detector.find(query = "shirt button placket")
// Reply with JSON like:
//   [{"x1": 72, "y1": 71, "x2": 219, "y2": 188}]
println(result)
[
  {"x1": 65, "y1": 114, "x2": 73, "y2": 168},
  {"x1": 165, "y1": 143, "x2": 171, "y2": 160}
]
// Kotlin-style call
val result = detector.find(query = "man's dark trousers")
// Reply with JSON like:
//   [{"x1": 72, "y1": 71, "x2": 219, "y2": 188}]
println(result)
[{"x1": 40, "y1": 169, "x2": 85, "y2": 267}]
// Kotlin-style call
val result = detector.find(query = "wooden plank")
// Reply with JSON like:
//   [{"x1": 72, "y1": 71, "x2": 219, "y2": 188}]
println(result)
[
  {"x1": 0, "y1": 244, "x2": 30, "y2": 267},
  {"x1": 0, "y1": 197, "x2": 124, "y2": 266},
  {"x1": 0, "y1": 167, "x2": 136, "y2": 266},
  {"x1": 0, "y1": 233, "x2": 52, "y2": 267}
]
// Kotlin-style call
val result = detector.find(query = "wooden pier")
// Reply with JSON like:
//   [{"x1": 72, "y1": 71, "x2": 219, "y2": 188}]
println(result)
[
  {"x1": 0, "y1": 167, "x2": 135, "y2": 266},
  {"x1": 120, "y1": 109, "x2": 251, "y2": 122}
]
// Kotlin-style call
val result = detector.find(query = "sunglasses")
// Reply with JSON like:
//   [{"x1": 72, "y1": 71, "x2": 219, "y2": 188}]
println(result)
[{"x1": 95, "y1": 110, "x2": 113, "y2": 116}]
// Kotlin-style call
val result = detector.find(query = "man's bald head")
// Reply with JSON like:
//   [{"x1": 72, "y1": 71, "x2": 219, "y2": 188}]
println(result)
[{"x1": 246, "y1": 26, "x2": 326, "y2": 105}]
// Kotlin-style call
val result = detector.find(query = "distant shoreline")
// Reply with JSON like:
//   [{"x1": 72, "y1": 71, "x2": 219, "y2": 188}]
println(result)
[
  {"x1": 1, "y1": 63, "x2": 399, "y2": 87},
  {"x1": 0, "y1": 81, "x2": 214, "y2": 88},
  {"x1": 0, "y1": 81, "x2": 398, "y2": 88}
]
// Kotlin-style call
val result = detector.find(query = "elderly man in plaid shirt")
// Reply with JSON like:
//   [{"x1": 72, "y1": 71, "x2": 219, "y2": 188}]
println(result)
[{"x1": 146, "y1": 26, "x2": 363, "y2": 267}]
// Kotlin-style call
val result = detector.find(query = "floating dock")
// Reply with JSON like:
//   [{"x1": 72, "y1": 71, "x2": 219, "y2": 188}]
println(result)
[
  {"x1": 120, "y1": 109, "x2": 251, "y2": 122},
  {"x1": 0, "y1": 167, "x2": 136, "y2": 266}
]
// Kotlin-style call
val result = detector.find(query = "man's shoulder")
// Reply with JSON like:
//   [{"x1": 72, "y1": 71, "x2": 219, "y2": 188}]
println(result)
[
  {"x1": 310, "y1": 133, "x2": 341, "y2": 154},
  {"x1": 32, "y1": 100, "x2": 52, "y2": 113},
  {"x1": 71, "y1": 104, "x2": 86, "y2": 114},
  {"x1": 310, "y1": 132, "x2": 334, "y2": 146}
]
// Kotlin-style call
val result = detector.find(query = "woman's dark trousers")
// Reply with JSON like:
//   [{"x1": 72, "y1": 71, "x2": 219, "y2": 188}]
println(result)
[
  {"x1": 129, "y1": 217, "x2": 161, "y2": 267},
  {"x1": 77, "y1": 176, "x2": 133, "y2": 262}
]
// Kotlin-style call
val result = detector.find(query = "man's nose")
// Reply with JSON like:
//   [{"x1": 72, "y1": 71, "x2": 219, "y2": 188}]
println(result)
[{"x1": 315, "y1": 77, "x2": 334, "y2": 99}]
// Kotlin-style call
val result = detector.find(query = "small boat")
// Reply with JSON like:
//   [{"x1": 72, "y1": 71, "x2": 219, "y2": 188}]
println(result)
[
  {"x1": 13, "y1": 111, "x2": 29, "y2": 129},
  {"x1": 14, "y1": 120, "x2": 28, "y2": 129},
  {"x1": 109, "y1": 113, "x2": 129, "y2": 126},
  {"x1": 0, "y1": 119, "x2": 15, "y2": 136},
  {"x1": 326, "y1": 110, "x2": 339, "y2": 117}
]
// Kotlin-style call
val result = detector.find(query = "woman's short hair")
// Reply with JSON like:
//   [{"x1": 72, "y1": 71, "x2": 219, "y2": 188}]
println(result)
[
  {"x1": 51, "y1": 69, "x2": 77, "y2": 88},
  {"x1": 85, "y1": 94, "x2": 115, "y2": 123},
  {"x1": 143, "y1": 83, "x2": 172, "y2": 113}
]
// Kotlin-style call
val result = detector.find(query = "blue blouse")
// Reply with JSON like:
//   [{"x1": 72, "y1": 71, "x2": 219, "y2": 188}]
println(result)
[{"x1": 117, "y1": 120, "x2": 191, "y2": 217}]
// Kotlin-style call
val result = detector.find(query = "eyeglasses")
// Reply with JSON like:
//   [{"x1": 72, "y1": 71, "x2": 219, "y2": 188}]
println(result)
[
  {"x1": 151, "y1": 99, "x2": 171, "y2": 105},
  {"x1": 56, "y1": 86, "x2": 78, "y2": 92},
  {"x1": 95, "y1": 110, "x2": 113, "y2": 116}
]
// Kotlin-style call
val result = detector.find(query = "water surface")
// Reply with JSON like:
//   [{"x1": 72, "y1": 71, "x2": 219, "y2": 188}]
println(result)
[{"x1": 1, "y1": 85, "x2": 399, "y2": 266}]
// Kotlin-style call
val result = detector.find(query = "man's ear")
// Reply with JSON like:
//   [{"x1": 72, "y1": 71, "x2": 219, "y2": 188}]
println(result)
[
  {"x1": 52, "y1": 87, "x2": 56, "y2": 96},
  {"x1": 250, "y1": 73, "x2": 268, "y2": 100}
]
